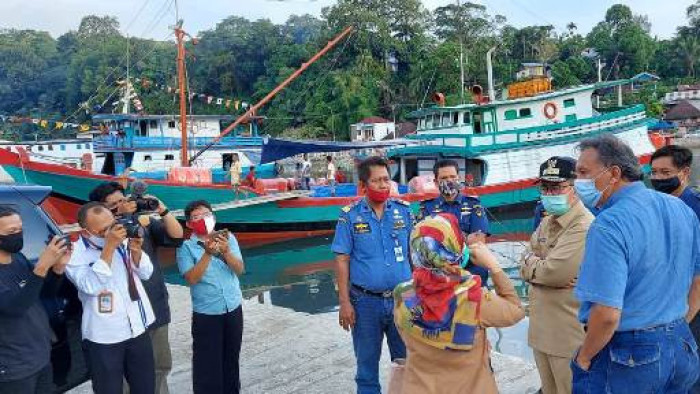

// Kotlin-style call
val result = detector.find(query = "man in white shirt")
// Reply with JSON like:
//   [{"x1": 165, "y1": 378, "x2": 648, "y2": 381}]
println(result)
[
  {"x1": 302, "y1": 154, "x2": 312, "y2": 190},
  {"x1": 326, "y1": 155, "x2": 337, "y2": 196},
  {"x1": 67, "y1": 202, "x2": 156, "y2": 394}
]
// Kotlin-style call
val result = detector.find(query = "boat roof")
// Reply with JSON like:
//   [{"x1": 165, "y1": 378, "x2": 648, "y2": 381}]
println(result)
[{"x1": 409, "y1": 79, "x2": 630, "y2": 117}]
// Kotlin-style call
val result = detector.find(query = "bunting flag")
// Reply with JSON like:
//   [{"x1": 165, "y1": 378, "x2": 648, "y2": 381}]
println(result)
[
  {"x1": 216, "y1": 98, "x2": 223, "y2": 105},
  {"x1": 207, "y1": 96, "x2": 214, "y2": 104},
  {"x1": 225, "y1": 99, "x2": 231, "y2": 108},
  {"x1": 79, "y1": 124, "x2": 90, "y2": 132},
  {"x1": 54, "y1": 121, "x2": 64, "y2": 130},
  {"x1": 39, "y1": 120, "x2": 48, "y2": 128}
]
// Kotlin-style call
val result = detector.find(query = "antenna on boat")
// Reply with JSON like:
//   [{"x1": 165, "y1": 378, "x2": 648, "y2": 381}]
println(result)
[
  {"x1": 174, "y1": 18, "x2": 196, "y2": 167},
  {"x1": 123, "y1": 34, "x2": 131, "y2": 115},
  {"x1": 187, "y1": 26, "x2": 355, "y2": 165},
  {"x1": 458, "y1": 0, "x2": 465, "y2": 104}
]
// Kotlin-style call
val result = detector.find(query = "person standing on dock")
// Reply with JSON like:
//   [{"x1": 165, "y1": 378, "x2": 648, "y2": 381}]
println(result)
[
  {"x1": 571, "y1": 135, "x2": 700, "y2": 393},
  {"x1": 650, "y1": 144, "x2": 700, "y2": 393},
  {"x1": 418, "y1": 159, "x2": 490, "y2": 286},
  {"x1": 327, "y1": 155, "x2": 337, "y2": 197},
  {"x1": 301, "y1": 154, "x2": 312, "y2": 190},
  {"x1": 88, "y1": 181, "x2": 184, "y2": 394},
  {"x1": 177, "y1": 200, "x2": 245, "y2": 394},
  {"x1": 332, "y1": 156, "x2": 413, "y2": 394},
  {"x1": 521, "y1": 156, "x2": 592, "y2": 394}
]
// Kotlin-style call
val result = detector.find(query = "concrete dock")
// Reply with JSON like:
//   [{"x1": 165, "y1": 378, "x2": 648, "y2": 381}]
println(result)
[{"x1": 69, "y1": 284, "x2": 540, "y2": 394}]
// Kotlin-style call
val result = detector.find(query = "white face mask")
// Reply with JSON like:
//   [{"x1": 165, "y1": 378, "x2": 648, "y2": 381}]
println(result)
[
  {"x1": 204, "y1": 216, "x2": 216, "y2": 234},
  {"x1": 87, "y1": 233, "x2": 106, "y2": 248}
]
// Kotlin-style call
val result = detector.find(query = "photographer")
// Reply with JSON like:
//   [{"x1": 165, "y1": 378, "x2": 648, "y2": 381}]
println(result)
[
  {"x1": 177, "y1": 200, "x2": 244, "y2": 394},
  {"x1": 88, "y1": 181, "x2": 183, "y2": 394},
  {"x1": 0, "y1": 205, "x2": 71, "y2": 393},
  {"x1": 66, "y1": 202, "x2": 156, "y2": 394}
]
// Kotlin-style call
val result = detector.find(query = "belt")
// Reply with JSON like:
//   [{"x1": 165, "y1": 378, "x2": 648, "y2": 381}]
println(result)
[
  {"x1": 352, "y1": 284, "x2": 393, "y2": 298},
  {"x1": 584, "y1": 318, "x2": 686, "y2": 334}
]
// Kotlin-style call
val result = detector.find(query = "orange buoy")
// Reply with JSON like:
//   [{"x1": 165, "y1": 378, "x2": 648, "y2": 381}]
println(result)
[{"x1": 543, "y1": 102, "x2": 558, "y2": 120}]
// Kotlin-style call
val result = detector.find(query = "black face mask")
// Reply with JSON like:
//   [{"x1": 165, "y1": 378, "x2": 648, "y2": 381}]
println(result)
[
  {"x1": 651, "y1": 176, "x2": 681, "y2": 194},
  {"x1": 0, "y1": 232, "x2": 24, "y2": 254}
]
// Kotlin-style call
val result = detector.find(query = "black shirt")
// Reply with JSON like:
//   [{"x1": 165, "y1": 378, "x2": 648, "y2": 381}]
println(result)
[
  {"x1": 0, "y1": 253, "x2": 51, "y2": 382},
  {"x1": 140, "y1": 217, "x2": 183, "y2": 329}
]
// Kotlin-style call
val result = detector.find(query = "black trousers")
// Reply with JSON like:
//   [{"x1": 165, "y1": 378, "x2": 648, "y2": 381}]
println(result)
[
  {"x1": 0, "y1": 364, "x2": 52, "y2": 394},
  {"x1": 192, "y1": 306, "x2": 243, "y2": 394},
  {"x1": 83, "y1": 332, "x2": 155, "y2": 394}
]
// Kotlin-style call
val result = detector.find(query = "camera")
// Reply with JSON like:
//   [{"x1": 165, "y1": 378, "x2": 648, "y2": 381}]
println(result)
[
  {"x1": 115, "y1": 216, "x2": 145, "y2": 238},
  {"x1": 129, "y1": 180, "x2": 160, "y2": 213}
]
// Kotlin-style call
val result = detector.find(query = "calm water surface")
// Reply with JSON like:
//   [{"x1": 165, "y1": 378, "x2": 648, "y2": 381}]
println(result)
[{"x1": 165, "y1": 206, "x2": 537, "y2": 361}]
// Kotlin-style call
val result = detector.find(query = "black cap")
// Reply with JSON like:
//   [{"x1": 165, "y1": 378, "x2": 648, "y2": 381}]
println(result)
[{"x1": 539, "y1": 156, "x2": 576, "y2": 182}]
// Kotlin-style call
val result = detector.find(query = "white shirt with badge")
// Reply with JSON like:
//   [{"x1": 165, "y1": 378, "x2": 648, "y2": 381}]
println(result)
[{"x1": 66, "y1": 237, "x2": 155, "y2": 344}]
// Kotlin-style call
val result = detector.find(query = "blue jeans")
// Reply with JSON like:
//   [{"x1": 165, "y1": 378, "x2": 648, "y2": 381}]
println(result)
[
  {"x1": 571, "y1": 319, "x2": 699, "y2": 394},
  {"x1": 690, "y1": 314, "x2": 700, "y2": 393},
  {"x1": 350, "y1": 287, "x2": 406, "y2": 394}
]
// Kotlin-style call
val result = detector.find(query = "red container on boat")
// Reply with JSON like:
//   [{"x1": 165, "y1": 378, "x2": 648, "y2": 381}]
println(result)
[
  {"x1": 255, "y1": 178, "x2": 289, "y2": 194},
  {"x1": 168, "y1": 167, "x2": 212, "y2": 184}
]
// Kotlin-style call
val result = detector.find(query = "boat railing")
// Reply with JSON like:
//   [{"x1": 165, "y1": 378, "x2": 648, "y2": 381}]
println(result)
[
  {"x1": 404, "y1": 104, "x2": 646, "y2": 153},
  {"x1": 92, "y1": 135, "x2": 264, "y2": 150}
]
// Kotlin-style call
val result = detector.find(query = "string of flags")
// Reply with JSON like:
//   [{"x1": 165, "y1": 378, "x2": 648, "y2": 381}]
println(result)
[
  {"x1": 134, "y1": 77, "x2": 250, "y2": 110},
  {"x1": 0, "y1": 116, "x2": 91, "y2": 132}
]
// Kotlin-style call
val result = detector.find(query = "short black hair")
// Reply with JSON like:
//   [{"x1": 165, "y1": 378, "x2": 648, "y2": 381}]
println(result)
[
  {"x1": 249, "y1": 166, "x2": 255, "y2": 171},
  {"x1": 77, "y1": 202, "x2": 107, "y2": 228},
  {"x1": 357, "y1": 156, "x2": 390, "y2": 184},
  {"x1": 326, "y1": 155, "x2": 332, "y2": 161},
  {"x1": 89, "y1": 181, "x2": 125, "y2": 203},
  {"x1": 433, "y1": 159, "x2": 459, "y2": 178},
  {"x1": 651, "y1": 145, "x2": 693, "y2": 169},
  {"x1": 0, "y1": 205, "x2": 19, "y2": 219},
  {"x1": 578, "y1": 134, "x2": 643, "y2": 182},
  {"x1": 184, "y1": 200, "x2": 212, "y2": 220}
]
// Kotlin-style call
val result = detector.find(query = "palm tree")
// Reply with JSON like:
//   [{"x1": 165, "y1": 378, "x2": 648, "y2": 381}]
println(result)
[{"x1": 678, "y1": 35, "x2": 700, "y2": 78}]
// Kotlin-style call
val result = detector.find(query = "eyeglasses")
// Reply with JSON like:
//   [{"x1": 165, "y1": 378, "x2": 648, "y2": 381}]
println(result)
[
  {"x1": 190, "y1": 212, "x2": 213, "y2": 221},
  {"x1": 539, "y1": 184, "x2": 572, "y2": 194}
]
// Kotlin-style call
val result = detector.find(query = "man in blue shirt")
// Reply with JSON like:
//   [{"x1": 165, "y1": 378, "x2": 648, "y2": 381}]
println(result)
[
  {"x1": 332, "y1": 156, "x2": 413, "y2": 394},
  {"x1": 418, "y1": 159, "x2": 490, "y2": 285},
  {"x1": 650, "y1": 144, "x2": 700, "y2": 392},
  {"x1": 177, "y1": 200, "x2": 245, "y2": 394},
  {"x1": 571, "y1": 134, "x2": 700, "y2": 393}
]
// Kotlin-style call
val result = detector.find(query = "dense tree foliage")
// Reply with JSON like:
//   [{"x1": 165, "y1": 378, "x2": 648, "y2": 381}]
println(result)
[{"x1": 1, "y1": 2, "x2": 699, "y2": 140}]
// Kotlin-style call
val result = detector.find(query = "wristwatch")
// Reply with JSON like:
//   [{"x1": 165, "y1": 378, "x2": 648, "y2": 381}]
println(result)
[{"x1": 159, "y1": 208, "x2": 170, "y2": 217}]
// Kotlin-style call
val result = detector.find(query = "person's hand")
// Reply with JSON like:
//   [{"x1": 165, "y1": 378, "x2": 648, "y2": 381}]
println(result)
[
  {"x1": 339, "y1": 301, "x2": 355, "y2": 331},
  {"x1": 467, "y1": 231, "x2": 486, "y2": 245},
  {"x1": 203, "y1": 237, "x2": 220, "y2": 256},
  {"x1": 52, "y1": 246, "x2": 72, "y2": 275},
  {"x1": 520, "y1": 249, "x2": 536, "y2": 267},
  {"x1": 37, "y1": 236, "x2": 71, "y2": 276},
  {"x1": 575, "y1": 353, "x2": 591, "y2": 371},
  {"x1": 468, "y1": 242, "x2": 501, "y2": 273},
  {"x1": 146, "y1": 194, "x2": 167, "y2": 215},
  {"x1": 105, "y1": 224, "x2": 127, "y2": 249},
  {"x1": 565, "y1": 277, "x2": 578, "y2": 289},
  {"x1": 128, "y1": 237, "x2": 144, "y2": 254},
  {"x1": 215, "y1": 232, "x2": 230, "y2": 254}
]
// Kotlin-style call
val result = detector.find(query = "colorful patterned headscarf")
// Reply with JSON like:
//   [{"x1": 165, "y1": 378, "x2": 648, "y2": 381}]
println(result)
[{"x1": 394, "y1": 214, "x2": 482, "y2": 351}]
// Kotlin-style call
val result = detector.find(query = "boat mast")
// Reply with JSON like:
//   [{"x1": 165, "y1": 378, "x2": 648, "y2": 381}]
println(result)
[
  {"x1": 458, "y1": 0, "x2": 465, "y2": 104},
  {"x1": 188, "y1": 26, "x2": 355, "y2": 165},
  {"x1": 175, "y1": 22, "x2": 189, "y2": 167}
]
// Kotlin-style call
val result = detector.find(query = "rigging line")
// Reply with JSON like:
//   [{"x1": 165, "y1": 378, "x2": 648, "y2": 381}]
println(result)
[
  {"x1": 138, "y1": 0, "x2": 176, "y2": 39},
  {"x1": 124, "y1": 0, "x2": 154, "y2": 33},
  {"x1": 482, "y1": 205, "x2": 531, "y2": 250},
  {"x1": 420, "y1": 68, "x2": 438, "y2": 108}
]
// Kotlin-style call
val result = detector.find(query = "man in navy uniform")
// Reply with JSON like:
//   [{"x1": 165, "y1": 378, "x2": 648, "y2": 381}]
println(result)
[
  {"x1": 418, "y1": 159, "x2": 490, "y2": 285},
  {"x1": 650, "y1": 144, "x2": 700, "y2": 393},
  {"x1": 332, "y1": 156, "x2": 413, "y2": 394}
]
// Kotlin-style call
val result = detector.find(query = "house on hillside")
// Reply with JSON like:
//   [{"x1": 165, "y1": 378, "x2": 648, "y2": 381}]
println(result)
[
  {"x1": 350, "y1": 117, "x2": 396, "y2": 142},
  {"x1": 664, "y1": 99, "x2": 700, "y2": 135},
  {"x1": 382, "y1": 122, "x2": 416, "y2": 140}
]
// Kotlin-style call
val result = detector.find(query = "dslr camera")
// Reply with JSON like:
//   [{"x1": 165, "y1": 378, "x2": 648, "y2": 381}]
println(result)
[
  {"x1": 128, "y1": 180, "x2": 160, "y2": 213},
  {"x1": 115, "y1": 215, "x2": 145, "y2": 238}
]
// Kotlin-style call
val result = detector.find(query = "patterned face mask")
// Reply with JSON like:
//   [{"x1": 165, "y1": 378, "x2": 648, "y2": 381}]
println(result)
[{"x1": 438, "y1": 180, "x2": 460, "y2": 200}]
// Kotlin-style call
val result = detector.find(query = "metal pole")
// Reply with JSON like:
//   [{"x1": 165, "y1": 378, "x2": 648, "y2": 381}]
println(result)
[
  {"x1": 189, "y1": 26, "x2": 355, "y2": 165},
  {"x1": 175, "y1": 26, "x2": 188, "y2": 167}
]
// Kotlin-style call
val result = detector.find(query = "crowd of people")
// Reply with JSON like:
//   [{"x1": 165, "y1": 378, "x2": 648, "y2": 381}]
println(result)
[
  {"x1": 1, "y1": 132, "x2": 699, "y2": 394},
  {"x1": 333, "y1": 135, "x2": 700, "y2": 394}
]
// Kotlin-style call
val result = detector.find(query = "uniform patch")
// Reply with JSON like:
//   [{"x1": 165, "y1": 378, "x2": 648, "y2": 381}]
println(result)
[
  {"x1": 393, "y1": 220, "x2": 406, "y2": 229},
  {"x1": 353, "y1": 222, "x2": 371, "y2": 234},
  {"x1": 338, "y1": 216, "x2": 348, "y2": 223},
  {"x1": 394, "y1": 199, "x2": 410, "y2": 206},
  {"x1": 341, "y1": 205, "x2": 352, "y2": 213},
  {"x1": 474, "y1": 205, "x2": 484, "y2": 217}
]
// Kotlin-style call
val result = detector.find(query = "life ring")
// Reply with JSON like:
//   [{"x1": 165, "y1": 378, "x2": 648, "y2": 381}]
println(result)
[{"x1": 543, "y1": 102, "x2": 558, "y2": 120}]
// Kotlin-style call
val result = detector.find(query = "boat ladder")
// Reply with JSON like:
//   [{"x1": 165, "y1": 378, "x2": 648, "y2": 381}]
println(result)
[{"x1": 169, "y1": 190, "x2": 313, "y2": 217}]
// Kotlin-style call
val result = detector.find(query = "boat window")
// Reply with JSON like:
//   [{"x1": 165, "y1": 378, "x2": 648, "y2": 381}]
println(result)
[
  {"x1": 463, "y1": 112, "x2": 470, "y2": 124},
  {"x1": 519, "y1": 108, "x2": 532, "y2": 118},
  {"x1": 47, "y1": 144, "x2": 53, "y2": 151},
  {"x1": 77, "y1": 144, "x2": 82, "y2": 149},
  {"x1": 165, "y1": 154, "x2": 174, "y2": 161},
  {"x1": 168, "y1": 121, "x2": 176, "y2": 128},
  {"x1": 144, "y1": 155, "x2": 152, "y2": 161},
  {"x1": 565, "y1": 114, "x2": 577, "y2": 122},
  {"x1": 85, "y1": 143, "x2": 91, "y2": 149},
  {"x1": 149, "y1": 120, "x2": 158, "y2": 129},
  {"x1": 453, "y1": 112, "x2": 459, "y2": 125},
  {"x1": 564, "y1": 98, "x2": 575, "y2": 108},
  {"x1": 60, "y1": 145, "x2": 66, "y2": 151},
  {"x1": 38, "y1": 146, "x2": 44, "y2": 151},
  {"x1": 504, "y1": 109, "x2": 517, "y2": 120},
  {"x1": 442, "y1": 112, "x2": 452, "y2": 127}
]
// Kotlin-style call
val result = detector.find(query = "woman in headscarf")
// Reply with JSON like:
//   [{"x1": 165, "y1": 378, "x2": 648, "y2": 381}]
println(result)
[{"x1": 393, "y1": 214, "x2": 525, "y2": 394}]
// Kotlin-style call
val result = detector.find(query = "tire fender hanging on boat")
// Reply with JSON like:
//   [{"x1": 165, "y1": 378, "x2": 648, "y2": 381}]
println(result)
[{"x1": 543, "y1": 102, "x2": 558, "y2": 120}]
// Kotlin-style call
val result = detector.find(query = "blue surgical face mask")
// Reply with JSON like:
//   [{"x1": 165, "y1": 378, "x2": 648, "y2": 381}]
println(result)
[
  {"x1": 541, "y1": 193, "x2": 571, "y2": 216},
  {"x1": 574, "y1": 169, "x2": 610, "y2": 210}
]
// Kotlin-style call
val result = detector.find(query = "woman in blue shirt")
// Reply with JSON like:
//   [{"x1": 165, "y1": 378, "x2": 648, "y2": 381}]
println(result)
[{"x1": 177, "y1": 200, "x2": 245, "y2": 394}]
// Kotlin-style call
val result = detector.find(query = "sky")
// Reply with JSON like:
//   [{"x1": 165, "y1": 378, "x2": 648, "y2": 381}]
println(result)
[{"x1": 0, "y1": 0, "x2": 693, "y2": 41}]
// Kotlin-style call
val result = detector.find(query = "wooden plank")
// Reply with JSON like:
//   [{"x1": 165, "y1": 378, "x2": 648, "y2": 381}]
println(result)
[{"x1": 169, "y1": 190, "x2": 312, "y2": 217}]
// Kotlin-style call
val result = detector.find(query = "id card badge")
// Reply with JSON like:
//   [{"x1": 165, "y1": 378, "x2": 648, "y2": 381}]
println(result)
[
  {"x1": 394, "y1": 245, "x2": 405, "y2": 263},
  {"x1": 98, "y1": 291, "x2": 113, "y2": 314}
]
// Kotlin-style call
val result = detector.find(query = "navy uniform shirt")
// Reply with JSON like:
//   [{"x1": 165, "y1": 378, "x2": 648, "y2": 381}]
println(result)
[
  {"x1": 680, "y1": 187, "x2": 700, "y2": 220},
  {"x1": 418, "y1": 194, "x2": 490, "y2": 285},
  {"x1": 331, "y1": 198, "x2": 413, "y2": 292},
  {"x1": 533, "y1": 201, "x2": 546, "y2": 231}
]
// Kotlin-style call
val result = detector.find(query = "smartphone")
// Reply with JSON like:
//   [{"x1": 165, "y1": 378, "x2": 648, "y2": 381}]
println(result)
[
  {"x1": 210, "y1": 229, "x2": 229, "y2": 239},
  {"x1": 46, "y1": 233, "x2": 72, "y2": 250}
]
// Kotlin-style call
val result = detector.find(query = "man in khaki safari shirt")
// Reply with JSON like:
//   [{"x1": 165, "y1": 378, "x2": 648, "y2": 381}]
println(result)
[{"x1": 520, "y1": 156, "x2": 593, "y2": 394}]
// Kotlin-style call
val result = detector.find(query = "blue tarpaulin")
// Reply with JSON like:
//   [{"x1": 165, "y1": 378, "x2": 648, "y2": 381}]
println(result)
[{"x1": 259, "y1": 137, "x2": 409, "y2": 164}]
